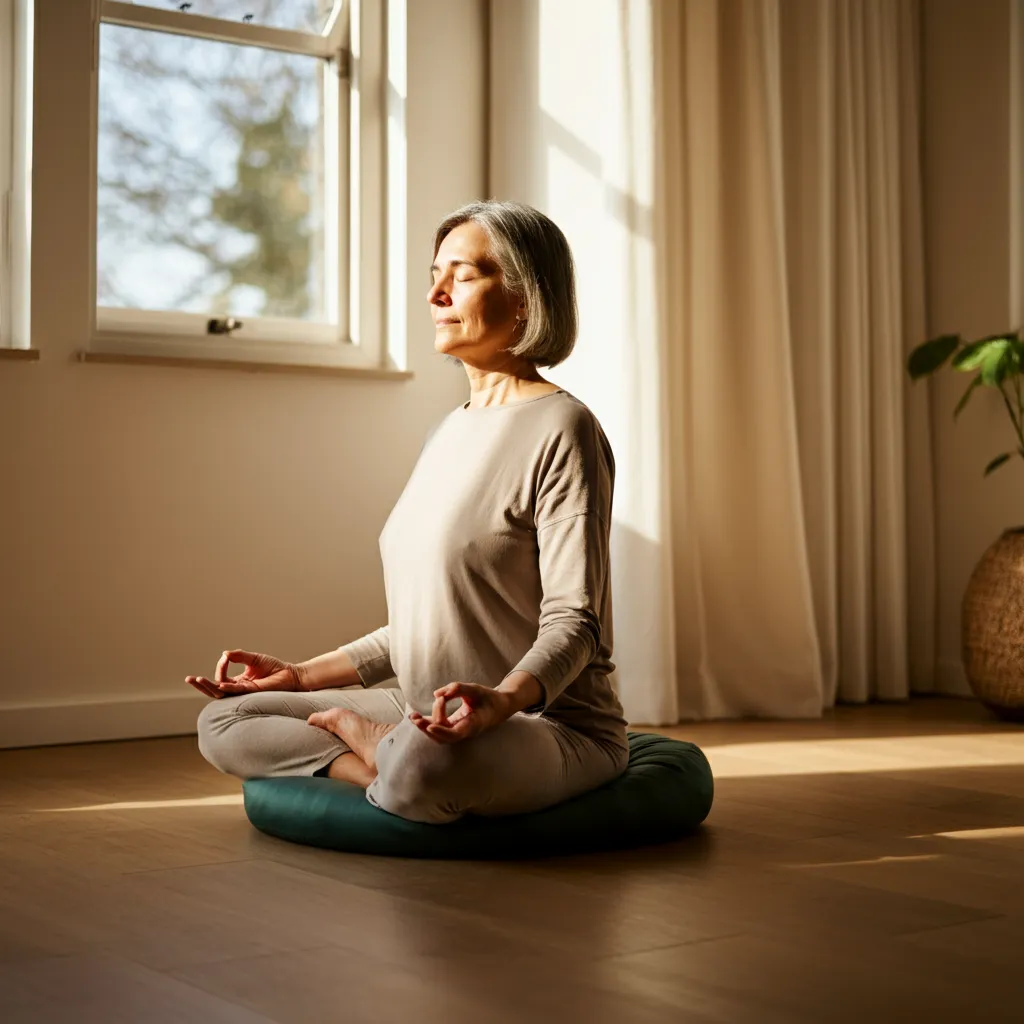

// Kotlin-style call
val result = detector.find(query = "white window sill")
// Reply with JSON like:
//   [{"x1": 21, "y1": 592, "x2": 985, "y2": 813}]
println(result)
[
  {"x1": 0, "y1": 347, "x2": 40, "y2": 361},
  {"x1": 77, "y1": 348, "x2": 411, "y2": 380}
]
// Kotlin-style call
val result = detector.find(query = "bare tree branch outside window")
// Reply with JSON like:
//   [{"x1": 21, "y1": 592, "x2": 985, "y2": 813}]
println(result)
[{"x1": 97, "y1": 0, "x2": 337, "y2": 321}]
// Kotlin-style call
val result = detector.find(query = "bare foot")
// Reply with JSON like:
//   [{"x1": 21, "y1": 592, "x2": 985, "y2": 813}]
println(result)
[{"x1": 307, "y1": 709, "x2": 396, "y2": 771}]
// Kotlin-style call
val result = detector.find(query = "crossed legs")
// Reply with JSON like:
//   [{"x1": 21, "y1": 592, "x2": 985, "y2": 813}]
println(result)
[
  {"x1": 197, "y1": 687, "x2": 406, "y2": 781},
  {"x1": 198, "y1": 689, "x2": 629, "y2": 824}
]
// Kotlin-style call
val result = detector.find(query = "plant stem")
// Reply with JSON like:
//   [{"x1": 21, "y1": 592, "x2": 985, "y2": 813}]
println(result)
[
  {"x1": 999, "y1": 382, "x2": 1024, "y2": 454},
  {"x1": 1016, "y1": 373, "x2": 1024, "y2": 443}
]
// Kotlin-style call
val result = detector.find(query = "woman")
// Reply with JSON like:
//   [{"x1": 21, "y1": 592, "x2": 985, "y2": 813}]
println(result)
[{"x1": 188, "y1": 200, "x2": 629, "y2": 824}]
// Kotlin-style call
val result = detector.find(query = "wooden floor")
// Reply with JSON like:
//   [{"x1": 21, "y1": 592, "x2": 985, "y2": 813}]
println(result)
[{"x1": 1, "y1": 698, "x2": 1022, "y2": 1023}]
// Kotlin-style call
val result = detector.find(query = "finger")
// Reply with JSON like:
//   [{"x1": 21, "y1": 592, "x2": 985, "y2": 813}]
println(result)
[
  {"x1": 186, "y1": 676, "x2": 221, "y2": 699},
  {"x1": 439, "y1": 681, "x2": 480, "y2": 709},
  {"x1": 446, "y1": 701, "x2": 473, "y2": 722},
  {"x1": 432, "y1": 682, "x2": 462, "y2": 700},
  {"x1": 423, "y1": 723, "x2": 459, "y2": 744},
  {"x1": 215, "y1": 679, "x2": 258, "y2": 695},
  {"x1": 215, "y1": 651, "x2": 232, "y2": 683},
  {"x1": 431, "y1": 693, "x2": 450, "y2": 727},
  {"x1": 425, "y1": 721, "x2": 474, "y2": 744},
  {"x1": 220, "y1": 670, "x2": 289, "y2": 695},
  {"x1": 216, "y1": 649, "x2": 254, "y2": 683},
  {"x1": 185, "y1": 677, "x2": 210, "y2": 698},
  {"x1": 199, "y1": 675, "x2": 235, "y2": 697}
]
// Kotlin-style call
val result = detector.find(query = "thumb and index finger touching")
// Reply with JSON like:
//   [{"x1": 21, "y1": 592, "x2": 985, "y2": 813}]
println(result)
[
  {"x1": 187, "y1": 650, "x2": 267, "y2": 700},
  {"x1": 215, "y1": 649, "x2": 259, "y2": 683}
]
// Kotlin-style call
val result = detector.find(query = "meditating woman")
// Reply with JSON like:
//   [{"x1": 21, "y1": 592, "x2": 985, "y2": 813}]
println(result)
[{"x1": 188, "y1": 200, "x2": 630, "y2": 824}]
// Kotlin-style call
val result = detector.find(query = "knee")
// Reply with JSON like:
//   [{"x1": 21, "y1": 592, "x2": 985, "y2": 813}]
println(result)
[
  {"x1": 196, "y1": 697, "x2": 245, "y2": 776},
  {"x1": 370, "y1": 729, "x2": 469, "y2": 823}
]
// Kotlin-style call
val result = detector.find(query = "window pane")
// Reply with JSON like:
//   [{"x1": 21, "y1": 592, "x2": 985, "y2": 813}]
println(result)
[
  {"x1": 97, "y1": 25, "x2": 327, "y2": 321},
  {"x1": 124, "y1": 0, "x2": 341, "y2": 34}
]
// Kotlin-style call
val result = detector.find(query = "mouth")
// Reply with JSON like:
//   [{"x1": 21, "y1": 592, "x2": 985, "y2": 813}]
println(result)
[{"x1": 435, "y1": 318, "x2": 460, "y2": 326}]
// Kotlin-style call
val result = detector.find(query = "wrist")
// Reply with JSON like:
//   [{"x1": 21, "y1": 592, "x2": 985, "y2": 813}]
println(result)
[
  {"x1": 493, "y1": 690, "x2": 519, "y2": 720},
  {"x1": 290, "y1": 662, "x2": 310, "y2": 692},
  {"x1": 292, "y1": 649, "x2": 361, "y2": 691},
  {"x1": 496, "y1": 671, "x2": 545, "y2": 715}
]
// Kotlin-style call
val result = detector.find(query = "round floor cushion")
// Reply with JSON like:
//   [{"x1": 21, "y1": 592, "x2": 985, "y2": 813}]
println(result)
[{"x1": 242, "y1": 732, "x2": 713, "y2": 859}]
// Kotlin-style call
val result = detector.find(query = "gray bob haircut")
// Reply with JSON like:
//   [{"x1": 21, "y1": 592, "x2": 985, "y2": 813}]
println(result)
[{"x1": 432, "y1": 200, "x2": 578, "y2": 368}]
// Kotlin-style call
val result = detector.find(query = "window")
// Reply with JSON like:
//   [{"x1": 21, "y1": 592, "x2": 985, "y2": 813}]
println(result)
[
  {"x1": 0, "y1": 0, "x2": 31, "y2": 351},
  {"x1": 89, "y1": 0, "x2": 392, "y2": 371}
]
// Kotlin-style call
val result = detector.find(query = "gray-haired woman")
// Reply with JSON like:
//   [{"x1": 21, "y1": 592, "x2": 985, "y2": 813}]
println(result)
[{"x1": 187, "y1": 200, "x2": 630, "y2": 823}]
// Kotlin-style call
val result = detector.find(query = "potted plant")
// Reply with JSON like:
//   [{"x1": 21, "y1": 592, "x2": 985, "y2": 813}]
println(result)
[{"x1": 908, "y1": 331, "x2": 1024, "y2": 720}]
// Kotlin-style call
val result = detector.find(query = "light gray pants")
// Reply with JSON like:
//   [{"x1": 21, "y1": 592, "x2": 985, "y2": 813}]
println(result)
[{"x1": 197, "y1": 687, "x2": 629, "y2": 824}]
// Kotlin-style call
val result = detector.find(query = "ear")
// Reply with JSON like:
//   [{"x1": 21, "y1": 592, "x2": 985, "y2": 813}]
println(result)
[{"x1": 516, "y1": 300, "x2": 528, "y2": 320}]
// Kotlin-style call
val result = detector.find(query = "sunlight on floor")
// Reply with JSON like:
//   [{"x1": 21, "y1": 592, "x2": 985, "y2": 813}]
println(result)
[
  {"x1": 37, "y1": 794, "x2": 244, "y2": 812},
  {"x1": 910, "y1": 825, "x2": 1024, "y2": 841},
  {"x1": 784, "y1": 854, "x2": 941, "y2": 869},
  {"x1": 705, "y1": 734, "x2": 1024, "y2": 778}
]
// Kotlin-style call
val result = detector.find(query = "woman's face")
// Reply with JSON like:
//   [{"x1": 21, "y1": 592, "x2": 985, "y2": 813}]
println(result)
[{"x1": 428, "y1": 221, "x2": 524, "y2": 365}]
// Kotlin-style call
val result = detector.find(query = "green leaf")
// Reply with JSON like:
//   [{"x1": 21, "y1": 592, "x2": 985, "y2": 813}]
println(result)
[
  {"x1": 953, "y1": 375, "x2": 982, "y2": 418},
  {"x1": 907, "y1": 334, "x2": 959, "y2": 379},
  {"x1": 984, "y1": 452, "x2": 1012, "y2": 476},
  {"x1": 953, "y1": 338, "x2": 1009, "y2": 372},
  {"x1": 980, "y1": 339, "x2": 1013, "y2": 385}
]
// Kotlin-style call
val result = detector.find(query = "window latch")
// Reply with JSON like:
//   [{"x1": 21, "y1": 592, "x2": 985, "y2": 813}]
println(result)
[{"x1": 206, "y1": 317, "x2": 244, "y2": 336}]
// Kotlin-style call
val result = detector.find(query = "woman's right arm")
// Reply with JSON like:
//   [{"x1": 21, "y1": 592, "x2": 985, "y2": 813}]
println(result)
[
  {"x1": 293, "y1": 647, "x2": 363, "y2": 690},
  {"x1": 187, "y1": 636, "x2": 386, "y2": 699},
  {"x1": 297, "y1": 625, "x2": 395, "y2": 690}
]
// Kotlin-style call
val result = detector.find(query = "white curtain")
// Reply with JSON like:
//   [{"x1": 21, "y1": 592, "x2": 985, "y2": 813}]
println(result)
[{"x1": 489, "y1": 0, "x2": 934, "y2": 721}]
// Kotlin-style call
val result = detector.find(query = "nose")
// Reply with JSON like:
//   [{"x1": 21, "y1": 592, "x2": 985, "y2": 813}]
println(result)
[{"x1": 426, "y1": 278, "x2": 451, "y2": 306}]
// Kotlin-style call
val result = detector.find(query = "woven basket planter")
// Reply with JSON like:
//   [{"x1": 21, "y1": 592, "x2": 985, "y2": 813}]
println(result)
[{"x1": 962, "y1": 529, "x2": 1024, "y2": 721}]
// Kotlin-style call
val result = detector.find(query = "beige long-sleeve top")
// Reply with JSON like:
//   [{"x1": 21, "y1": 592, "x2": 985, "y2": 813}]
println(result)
[{"x1": 340, "y1": 389, "x2": 627, "y2": 745}]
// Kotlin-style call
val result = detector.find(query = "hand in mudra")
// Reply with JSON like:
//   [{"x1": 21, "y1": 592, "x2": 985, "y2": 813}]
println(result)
[
  {"x1": 186, "y1": 650, "x2": 301, "y2": 699},
  {"x1": 409, "y1": 681, "x2": 512, "y2": 744}
]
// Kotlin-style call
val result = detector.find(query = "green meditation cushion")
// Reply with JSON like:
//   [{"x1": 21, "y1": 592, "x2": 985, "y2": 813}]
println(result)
[{"x1": 242, "y1": 732, "x2": 713, "y2": 859}]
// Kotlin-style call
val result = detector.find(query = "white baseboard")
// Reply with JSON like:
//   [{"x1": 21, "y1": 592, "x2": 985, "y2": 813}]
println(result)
[{"x1": 0, "y1": 692, "x2": 207, "y2": 750}]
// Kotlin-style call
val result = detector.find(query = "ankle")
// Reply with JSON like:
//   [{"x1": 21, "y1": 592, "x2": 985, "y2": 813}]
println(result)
[{"x1": 325, "y1": 751, "x2": 377, "y2": 788}]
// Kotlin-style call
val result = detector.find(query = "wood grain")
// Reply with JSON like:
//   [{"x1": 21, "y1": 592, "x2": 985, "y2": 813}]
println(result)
[{"x1": 0, "y1": 697, "x2": 1021, "y2": 1022}]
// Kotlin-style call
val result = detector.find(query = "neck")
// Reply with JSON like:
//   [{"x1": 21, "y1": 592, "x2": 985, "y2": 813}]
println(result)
[
  {"x1": 465, "y1": 364, "x2": 545, "y2": 393},
  {"x1": 462, "y1": 365, "x2": 553, "y2": 408}
]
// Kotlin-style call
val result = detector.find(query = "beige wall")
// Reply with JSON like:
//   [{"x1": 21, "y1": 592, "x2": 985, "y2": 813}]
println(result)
[
  {"x1": 0, "y1": 0, "x2": 487, "y2": 747},
  {"x1": 921, "y1": 0, "x2": 1024, "y2": 694}
]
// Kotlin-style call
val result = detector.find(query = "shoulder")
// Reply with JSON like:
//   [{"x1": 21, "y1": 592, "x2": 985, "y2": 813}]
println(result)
[
  {"x1": 534, "y1": 393, "x2": 615, "y2": 479},
  {"x1": 541, "y1": 393, "x2": 613, "y2": 455}
]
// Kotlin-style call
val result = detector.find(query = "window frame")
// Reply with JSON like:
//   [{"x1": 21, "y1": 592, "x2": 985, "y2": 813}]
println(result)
[
  {"x1": 85, "y1": 0, "x2": 392, "y2": 373},
  {"x1": 0, "y1": 0, "x2": 31, "y2": 352}
]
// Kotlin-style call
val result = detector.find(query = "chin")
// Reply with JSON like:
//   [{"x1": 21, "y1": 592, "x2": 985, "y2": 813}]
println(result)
[{"x1": 434, "y1": 333, "x2": 466, "y2": 356}]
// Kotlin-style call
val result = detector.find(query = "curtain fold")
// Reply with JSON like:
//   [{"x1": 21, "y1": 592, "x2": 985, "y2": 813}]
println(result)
[{"x1": 653, "y1": 0, "x2": 931, "y2": 717}]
